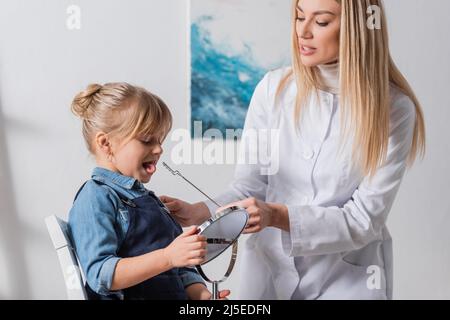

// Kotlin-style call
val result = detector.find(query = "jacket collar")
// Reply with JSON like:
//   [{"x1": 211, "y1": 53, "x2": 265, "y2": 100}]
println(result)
[{"x1": 91, "y1": 167, "x2": 145, "y2": 191}]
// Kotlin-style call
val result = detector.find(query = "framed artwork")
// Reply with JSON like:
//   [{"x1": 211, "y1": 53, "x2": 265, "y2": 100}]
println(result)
[{"x1": 189, "y1": 0, "x2": 291, "y2": 138}]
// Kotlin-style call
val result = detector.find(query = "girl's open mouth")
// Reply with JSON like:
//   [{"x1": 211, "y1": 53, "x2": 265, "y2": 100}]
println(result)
[{"x1": 142, "y1": 161, "x2": 157, "y2": 174}]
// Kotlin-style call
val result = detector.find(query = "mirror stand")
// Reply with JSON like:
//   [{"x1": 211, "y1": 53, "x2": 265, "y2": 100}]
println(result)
[{"x1": 195, "y1": 241, "x2": 238, "y2": 300}]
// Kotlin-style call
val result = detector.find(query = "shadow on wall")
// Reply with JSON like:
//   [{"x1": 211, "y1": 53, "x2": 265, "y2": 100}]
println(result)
[{"x1": 0, "y1": 99, "x2": 31, "y2": 299}]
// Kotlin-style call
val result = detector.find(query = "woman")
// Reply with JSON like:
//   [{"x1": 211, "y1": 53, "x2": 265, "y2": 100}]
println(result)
[{"x1": 161, "y1": 0, "x2": 425, "y2": 299}]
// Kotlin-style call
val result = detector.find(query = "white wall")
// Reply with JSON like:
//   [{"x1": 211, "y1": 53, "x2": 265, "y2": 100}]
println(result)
[
  {"x1": 385, "y1": 0, "x2": 450, "y2": 299},
  {"x1": 0, "y1": 0, "x2": 449, "y2": 299}
]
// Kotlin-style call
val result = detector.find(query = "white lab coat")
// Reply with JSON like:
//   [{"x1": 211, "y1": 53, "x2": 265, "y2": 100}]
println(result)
[{"x1": 204, "y1": 68, "x2": 416, "y2": 300}]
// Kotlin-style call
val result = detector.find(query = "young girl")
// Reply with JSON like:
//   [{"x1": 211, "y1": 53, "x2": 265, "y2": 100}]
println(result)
[{"x1": 68, "y1": 82, "x2": 229, "y2": 300}]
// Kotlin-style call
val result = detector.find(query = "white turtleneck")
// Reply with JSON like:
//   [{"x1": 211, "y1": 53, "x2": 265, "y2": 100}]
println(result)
[{"x1": 317, "y1": 62, "x2": 340, "y2": 94}]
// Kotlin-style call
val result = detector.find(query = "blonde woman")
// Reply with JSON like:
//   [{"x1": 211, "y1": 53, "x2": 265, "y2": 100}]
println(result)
[{"x1": 161, "y1": 0, "x2": 425, "y2": 299}]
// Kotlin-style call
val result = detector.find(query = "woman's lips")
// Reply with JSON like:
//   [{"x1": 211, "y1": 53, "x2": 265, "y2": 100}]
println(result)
[{"x1": 300, "y1": 45, "x2": 317, "y2": 56}]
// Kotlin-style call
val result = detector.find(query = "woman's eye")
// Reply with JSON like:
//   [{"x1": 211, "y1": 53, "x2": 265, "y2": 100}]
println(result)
[
  {"x1": 296, "y1": 17, "x2": 305, "y2": 22},
  {"x1": 316, "y1": 21, "x2": 329, "y2": 27}
]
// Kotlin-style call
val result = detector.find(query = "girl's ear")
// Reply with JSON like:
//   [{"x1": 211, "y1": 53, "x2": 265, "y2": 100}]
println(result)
[{"x1": 95, "y1": 132, "x2": 112, "y2": 156}]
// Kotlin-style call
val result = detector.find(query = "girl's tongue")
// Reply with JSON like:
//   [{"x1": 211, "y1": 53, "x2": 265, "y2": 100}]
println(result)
[{"x1": 143, "y1": 162, "x2": 156, "y2": 174}]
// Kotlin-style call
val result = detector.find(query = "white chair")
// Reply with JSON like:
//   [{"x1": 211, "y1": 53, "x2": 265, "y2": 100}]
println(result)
[{"x1": 45, "y1": 215, "x2": 87, "y2": 300}]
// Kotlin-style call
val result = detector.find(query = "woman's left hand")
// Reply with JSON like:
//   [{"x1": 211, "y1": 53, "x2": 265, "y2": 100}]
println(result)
[{"x1": 218, "y1": 197, "x2": 289, "y2": 234}]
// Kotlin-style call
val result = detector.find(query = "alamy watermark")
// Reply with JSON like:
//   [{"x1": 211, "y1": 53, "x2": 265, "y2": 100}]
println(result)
[
  {"x1": 367, "y1": 5, "x2": 382, "y2": 30},
  {"x1": 65, "y1": 3, "x2": 381, "y2": 31},
  {"x1": 366, "y1": 265, "x2": 382, "y2": 290},
  {"x1": 65, "y1": 265, "x2": 83, "y2": 290},
  {"x1": 169, "y1": 121, "x2": 281, "y2": 175},
  {"x1": 66, "y1": 5, "x2": 81, "y2": 30}
]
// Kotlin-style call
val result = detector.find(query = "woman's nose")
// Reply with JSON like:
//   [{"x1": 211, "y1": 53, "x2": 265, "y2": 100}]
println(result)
[{"x1": 297, "y1": 21, "x2": 313, "y2": 39}]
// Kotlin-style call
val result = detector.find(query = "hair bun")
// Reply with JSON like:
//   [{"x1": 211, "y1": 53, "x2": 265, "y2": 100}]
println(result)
[{"x1": 71, "y1": 83, "x2": 102, "y2": 118}]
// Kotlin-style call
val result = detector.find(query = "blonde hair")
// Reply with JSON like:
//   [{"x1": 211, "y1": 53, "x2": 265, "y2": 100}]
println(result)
[
  {"x1": 71, "y1": 82, "x2": 172, "y2": 154},
  {"x1": 278, "y1": 0, "x2": 426, "y2": 177}
]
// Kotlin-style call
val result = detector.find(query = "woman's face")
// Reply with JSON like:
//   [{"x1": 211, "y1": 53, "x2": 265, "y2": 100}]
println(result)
[{"x1": 296, "y1": 0, "x2": 341, "y2": 66}]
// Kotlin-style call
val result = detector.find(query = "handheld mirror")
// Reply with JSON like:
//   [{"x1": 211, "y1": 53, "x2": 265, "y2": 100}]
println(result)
[{"x1": 162, "y1": 162, "x2": 248, "y2": 299}]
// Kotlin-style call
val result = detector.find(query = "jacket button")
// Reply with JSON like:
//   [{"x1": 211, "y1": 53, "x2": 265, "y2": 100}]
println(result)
[
  {"x1": 302, "y1": 148, "x2": 314, "y2": 160},
  {"x1": 301, "y1": 196, "x2": 309, "y2": 205}
]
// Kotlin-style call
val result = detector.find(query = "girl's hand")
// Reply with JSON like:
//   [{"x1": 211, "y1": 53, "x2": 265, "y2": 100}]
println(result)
[
  {"x1": 163, "y1": 226, "x2": 207, "y2": 267},
  {"x1": 200, "y1": 289, "x2": 231, "y2": 300},
  {"x1": 219, "y1": 197, "x2": 289, "y2": 233},
  {"x1": 186, "y1": 283, "x2": 231, "y2": 300},
  {"x1": 160, "y1": 195, "x2": 210, "y2": 226}
]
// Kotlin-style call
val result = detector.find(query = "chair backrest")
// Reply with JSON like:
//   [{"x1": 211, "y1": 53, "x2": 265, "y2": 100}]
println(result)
[{"x1": 45, "y1": 215, "x2": 87, "y2": 300}]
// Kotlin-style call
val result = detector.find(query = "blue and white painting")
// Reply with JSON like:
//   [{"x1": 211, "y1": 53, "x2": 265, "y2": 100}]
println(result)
[{"x1": 190, "y1": 0, "x2": 291, "y2": 138}]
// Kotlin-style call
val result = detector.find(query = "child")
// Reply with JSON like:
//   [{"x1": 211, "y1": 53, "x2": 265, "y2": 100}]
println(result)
[{"x1": 68, "y1": 83, "x2": 229, "y2": 300}]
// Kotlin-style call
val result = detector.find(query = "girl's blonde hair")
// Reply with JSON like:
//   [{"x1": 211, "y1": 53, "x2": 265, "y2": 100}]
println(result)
[
  {"x1": 278, "y1": 0, "x2": 426, "y2": 177},
  {"x1": 71, "y1": 82, "x2": 172, "y2": 153}
]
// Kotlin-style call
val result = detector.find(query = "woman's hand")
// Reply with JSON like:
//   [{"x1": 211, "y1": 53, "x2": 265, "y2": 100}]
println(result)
[
  {"x1": 160, "y1": 195, "x2": 211, "y2": 227},
  {"x1": 219, "y1": 197, "x2": 290, "y2": 233}
]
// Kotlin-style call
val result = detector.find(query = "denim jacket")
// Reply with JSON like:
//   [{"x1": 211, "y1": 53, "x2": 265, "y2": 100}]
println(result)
[{"x1": 68, "y1": 167, "x2": 204, "y2": 297}]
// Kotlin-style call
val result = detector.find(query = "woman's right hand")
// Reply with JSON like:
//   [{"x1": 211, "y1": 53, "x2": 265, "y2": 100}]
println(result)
[
  {"x1": 163, "y1": 226, "x2": 207, "y2": 268},
  {"x1": 160, "y1": 195, "x2": 210, "y2": 226}
]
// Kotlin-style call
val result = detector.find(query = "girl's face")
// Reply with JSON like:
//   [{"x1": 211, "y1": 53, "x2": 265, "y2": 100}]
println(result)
[
  {"x1": 110, "y1": 135, "x2": 163, "y2": 184},
  {"x1": 296, "y1": 0, "x2": 341, "y2": 67}
]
